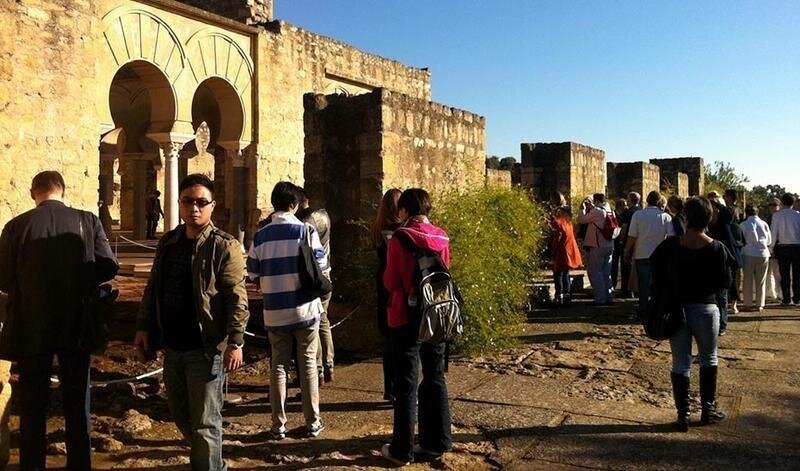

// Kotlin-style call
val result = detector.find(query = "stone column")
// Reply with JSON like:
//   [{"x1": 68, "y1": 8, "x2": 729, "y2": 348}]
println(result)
[
  {"x1": 218, "y1": 141, "x2": 251, "y2": 240},
  {"x1": 148, "y1": 133, "x2": 191, "y2": 232},
  {"x1": 99, "y1": 153, "x2": 117, "y2": 236}
]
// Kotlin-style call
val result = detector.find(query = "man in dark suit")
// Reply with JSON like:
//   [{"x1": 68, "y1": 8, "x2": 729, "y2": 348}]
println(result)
[{"x1": 0, "y1": 171, "x2": 118, "y2": 470}]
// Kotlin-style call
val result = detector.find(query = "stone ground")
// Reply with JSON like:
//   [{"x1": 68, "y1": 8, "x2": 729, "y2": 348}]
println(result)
[{"x1": 5, "y1": 277, "x2": 800, "y2": 470}]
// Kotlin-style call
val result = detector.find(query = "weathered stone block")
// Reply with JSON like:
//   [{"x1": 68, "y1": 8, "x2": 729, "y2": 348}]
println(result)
[
  {"x1": 520, "y1": 142, "x2": 606, "y2": 201},
  {"x1": 650, "y1": 157, "x2": 705, "y2": 196},
  {"x1": 606, "y1": 162, "x2": 660, "y2": 199}
]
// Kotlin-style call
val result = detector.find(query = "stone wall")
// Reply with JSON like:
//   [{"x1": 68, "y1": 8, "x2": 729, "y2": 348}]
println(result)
[
  {"x1": 486, "y1": 168, "x2": 512, "y2": 188},
  {"x1": 520, "y1": 142, "x2": 605, "y2": 201},
  {"x1": 304, "y1": 88, "x2": 485, "y2": 224},
  {"x1": 606, "y1": 162, "x2": 660, "y2": 199},
  {"x1": 676, "y1": 172, "x2": 689, "y2": 197},
  {"x1": 650, "y1": 157, "x2": 705, "y2": 196},
  {"x1": 0, "y1": 0, "x2": 100, "y2": 225},
  {"x1": 175, "y1": 0, "x2": 273, "y2": 24},
  {"x1": 252, "y1": 21, "x2": 433, "y2": 232}
]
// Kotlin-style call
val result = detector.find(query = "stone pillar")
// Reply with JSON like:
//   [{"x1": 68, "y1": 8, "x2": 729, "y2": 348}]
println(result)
[
  {"x1": 148, "y1": 133, "x2": 191, "y2": 232},
  {"x1": 99, "y1": 153, "x2": 117, "y2": 236},
  {"x1": 130, "y1": 155, "x2": 150, "y2": 240},
  {"x1": 219, "y1": 141, "x2": 251, "y2": 239}
]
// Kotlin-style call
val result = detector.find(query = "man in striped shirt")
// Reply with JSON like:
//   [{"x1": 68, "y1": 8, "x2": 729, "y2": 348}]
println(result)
[{"x1": 247, "y1": 182, "x2": 326, "y2": 439}]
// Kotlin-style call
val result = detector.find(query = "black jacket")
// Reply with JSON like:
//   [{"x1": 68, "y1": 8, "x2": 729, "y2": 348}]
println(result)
[{"x1": 0, "y1": 201, "x2": 118, "y2": 359}]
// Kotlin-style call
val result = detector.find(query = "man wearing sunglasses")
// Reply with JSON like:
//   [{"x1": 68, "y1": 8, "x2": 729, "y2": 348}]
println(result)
[{"x1": 135, "y1": 173, "x2": 249, "y2": 471}]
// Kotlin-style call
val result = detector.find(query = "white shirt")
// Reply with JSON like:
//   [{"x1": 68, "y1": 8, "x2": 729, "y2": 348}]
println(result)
[
  {"x1": 739, "y1": 215, "x2": 771, "y2": 258},
  {"x1": 628, "y1": 206, "x2": 674, "y2": 260},
  {"x1": 770, "y1": 208, "x2": 800, "y2": 247},
  {"x1": 578, "y1": 203, "x2": 614, "y2": 249}
]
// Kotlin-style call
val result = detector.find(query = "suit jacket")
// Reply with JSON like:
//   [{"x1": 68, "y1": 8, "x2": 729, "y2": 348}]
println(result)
[{"x1": 0, "y1": 201, "x2": 118, "y2": 359}]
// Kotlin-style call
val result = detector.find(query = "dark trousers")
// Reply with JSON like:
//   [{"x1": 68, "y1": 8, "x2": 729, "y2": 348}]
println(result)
[
  {"x1": 389, "y1": 326, "x2": 452, "y2": 462},
  {"x1": 620, "y1": 259, "x2": 632, "y2": 294},
  {"x1": 17, "y1": 351, "x2": 91, "y2": 471},
  {"x1": 146, "y1": 218, "x2": 159, "y2": 238},
  {"x1": 382, "y1": 335, "x2": 394, "y2": 400},
  {"x1": 611, "y1": 241, "x2": 624, "y2": 288},
  {"x1": 776, "y1": 245, "x2": 800, "y2": 303},
  {"x1": 553, "y1": 270, "x2": 571, "y2": 299}
]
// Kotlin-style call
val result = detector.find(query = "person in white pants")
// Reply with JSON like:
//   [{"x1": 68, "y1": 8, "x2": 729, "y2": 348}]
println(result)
[
  {"x1": 765, "y1": 198, "x2": 783, "y2": 301},
  {"x1": 740, "y1": 204, "x2": 772, "y2": 311}
]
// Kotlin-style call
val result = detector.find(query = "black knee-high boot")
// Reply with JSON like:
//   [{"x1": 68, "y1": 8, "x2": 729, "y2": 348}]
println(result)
[
  {"x1": 700, "y1": 366, "x2": 726, "y2": 424},
  {"x1": 670, "y1": 373, "x2": 690, "y2": 432}
]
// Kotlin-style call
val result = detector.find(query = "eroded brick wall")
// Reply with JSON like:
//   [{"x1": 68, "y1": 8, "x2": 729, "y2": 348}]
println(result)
[
  {"x1": 486, "y1": 168, "x2": 512, "y2": 188},
  {"x1": 607, "y1": 162, "x2": 660, "y2": 199},
  {"x1": 0, "y1": 0, "x2": 99, "y2": 226},
  {"x1": 520, "y1": 142, "x2": 605, "y2": 201},
  {"x1": 175, "y1": 0, "x2": 273, "y2": 24},
  {"x1": 650, "y1": 157, "x2": 705, "y2": 196}
]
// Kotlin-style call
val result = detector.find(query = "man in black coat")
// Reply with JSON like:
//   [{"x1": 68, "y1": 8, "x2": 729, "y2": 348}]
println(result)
[{"x1": 0, "y1": 171, "x2": 118, "y2": 470}]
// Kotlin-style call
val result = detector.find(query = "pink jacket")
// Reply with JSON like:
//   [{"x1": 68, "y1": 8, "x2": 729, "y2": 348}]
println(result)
[{"x1": 383, "y1": 218, "x2": 451, "y2": 328}]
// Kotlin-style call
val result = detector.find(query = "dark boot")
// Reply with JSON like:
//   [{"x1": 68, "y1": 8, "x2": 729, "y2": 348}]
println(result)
[
  {"x1": 700, "y1": 366, "x2": 726, "y2": 424},
  {"x1": 670, "y1": 373, "x2": 690, "y2": 432}
]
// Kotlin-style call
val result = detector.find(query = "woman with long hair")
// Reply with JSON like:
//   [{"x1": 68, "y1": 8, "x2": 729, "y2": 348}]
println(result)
[
  {"x1": 371, "y1": 188, "x2": 402, "y2": 403},
  {"x1": 651, "y1": 197, "x2": 732, "y2": 432}
]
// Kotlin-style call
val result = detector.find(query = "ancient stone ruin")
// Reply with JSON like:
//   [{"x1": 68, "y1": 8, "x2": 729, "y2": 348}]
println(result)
[
  {"x1": 519, "y1": 142, "x2": 606, "y2": 201},
  {"x1": 606, "y1": 162, "x2": 661, "y2": 199}
]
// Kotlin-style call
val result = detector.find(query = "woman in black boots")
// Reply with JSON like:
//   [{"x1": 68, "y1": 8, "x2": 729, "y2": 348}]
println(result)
[{"x1": 651, "y1": 197, "x2": 732, "y2": 431}]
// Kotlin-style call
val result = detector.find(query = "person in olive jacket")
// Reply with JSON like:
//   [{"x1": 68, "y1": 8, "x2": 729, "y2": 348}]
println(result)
[{"x1": 135, "y1": 174, "x2": 249, "y2": 471}]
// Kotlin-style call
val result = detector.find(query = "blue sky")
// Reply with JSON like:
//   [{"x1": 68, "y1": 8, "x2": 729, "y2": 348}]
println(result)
[{"x1": 276, "y1": 1, "x2": 800, "y2": 191}]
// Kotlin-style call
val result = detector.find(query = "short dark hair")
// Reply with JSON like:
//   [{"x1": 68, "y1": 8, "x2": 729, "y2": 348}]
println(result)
[
  {"x1": 628, "y1": 192, "x2": 641, "y2": 204},
  {"x1": 744, "y1": 204, "x2": 757, "y2": 217},
  {"x1": 31, "y1": 171, "x2": 65, "y2": 195},
  {"x1": 179, "y1": 173, "x2": 215, "y2": 196},
  {"x1": 646, "y1": 191, "x2": 661, "y2": 207},
  {"x1": 592, "y1": 193, "x2": 605, "y2": 204},
  {"x1": 271, "y1": 181, "x2": 300, "y2": 211},
  {"x1": 781, "y1": 193, "x2": 795, "y2": 207},
  {"x1": 685, "y1": 196, "x2": 713, "y2": 230},
  {"x1": 667, "y1": 195, "x2": 684, "y2": 213},
  {"x1": 724, "y1": 189, "x2": 738, "y2": 202},
  {"x1": 398, "y1": 188, "x2": 432, "y2": 217}
]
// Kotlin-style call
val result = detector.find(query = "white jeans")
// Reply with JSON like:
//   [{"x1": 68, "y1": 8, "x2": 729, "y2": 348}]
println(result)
[
  {"x1": 766, "y1": 257, "x2": 782, "y2": 301},
  {"x1": 743, "y1": 255, "x2": 769, "y2": 308}
]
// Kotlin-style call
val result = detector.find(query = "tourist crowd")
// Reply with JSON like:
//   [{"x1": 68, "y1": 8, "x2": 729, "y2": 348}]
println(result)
[
  {"x1": 0, "y1": 171, "x2": 454, "y2": 469},
  {"x1": 1, "y1": 169, "x2": 799, "y2": 468},
  {"x1": 548, "y1": 186, "x2": 800, "y2": 432}
]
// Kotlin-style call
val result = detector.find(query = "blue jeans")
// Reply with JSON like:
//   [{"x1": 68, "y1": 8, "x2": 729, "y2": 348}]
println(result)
[
  {"x1": 716, "y1": 288, "x2": 728, "y2": 333},
  {"x1": 553, "y1": 270, "x2": 571, "y2": 299},
  {"x1": 669, "y1": 304, "x2": 720, "y2": 377},
  {"x1": 163, "y1": 348, "x2": 227, "y2": 471},
  {"x1": 389, "y1": 325, "x2": 452, "y2": 462},
  {"x1": 17, "y1": 351, "x2": 91, "y2": 471},
  {"x1": 636, "y1": 259, "x2": 652, "y2": 316},
  {"x1": 588, "y1": 246, "x2": 614, "y2": 303}
]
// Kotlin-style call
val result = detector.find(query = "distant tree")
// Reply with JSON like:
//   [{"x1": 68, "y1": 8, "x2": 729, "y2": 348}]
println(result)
[
  {"x1": 749, "y1": 184, "x2": 787, "y2": 211},
  {"x1": 486, "y1": 155, "x2": 501, "y2": 170},
  {"x1": 499, "y1": 157, "x2": 516, "y2": 171},
  {"x1": 704, "y1": 161, "x2": 750, "y2": 195}
]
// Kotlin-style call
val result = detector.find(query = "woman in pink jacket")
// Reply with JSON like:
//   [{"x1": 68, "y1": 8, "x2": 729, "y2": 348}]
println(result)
[{"x1": 380, "y1": 188, "x2": 452, "y2": 466}]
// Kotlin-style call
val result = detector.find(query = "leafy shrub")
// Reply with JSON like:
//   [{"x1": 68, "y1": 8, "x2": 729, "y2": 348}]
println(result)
[{"x1": 432, "y1": 186, "x2": 547, "y2": 355}]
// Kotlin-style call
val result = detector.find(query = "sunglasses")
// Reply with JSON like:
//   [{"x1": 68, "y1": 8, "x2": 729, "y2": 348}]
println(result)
[{"x1": 179, "y1": 197, "x2": 214, "y2": 208}]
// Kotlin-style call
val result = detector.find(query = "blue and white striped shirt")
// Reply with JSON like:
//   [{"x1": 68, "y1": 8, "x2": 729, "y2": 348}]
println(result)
[{"x1": 246, "y1": 212, "x2": 327, "y2": 331}]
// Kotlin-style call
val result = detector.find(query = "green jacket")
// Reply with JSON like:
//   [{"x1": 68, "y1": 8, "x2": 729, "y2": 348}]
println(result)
[{"x1": 137, "y1": 223, "x2": 249, "y2": 351}]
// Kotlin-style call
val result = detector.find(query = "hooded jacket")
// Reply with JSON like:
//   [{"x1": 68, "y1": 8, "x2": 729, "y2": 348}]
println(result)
[{"x1": 383, "y1": 217, "x2": 450, "y2": 328}]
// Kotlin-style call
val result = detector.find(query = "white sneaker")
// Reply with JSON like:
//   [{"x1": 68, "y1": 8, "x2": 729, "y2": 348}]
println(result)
[{"x1": 381, "y1": 444, "x2": 410, "y2": 466}]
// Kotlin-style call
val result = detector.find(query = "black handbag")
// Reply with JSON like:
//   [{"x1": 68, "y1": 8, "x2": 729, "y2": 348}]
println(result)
[
  {"x1": 644, "y1": 238, "x2": 685, "y2": 341},
  {"x1": 297, "y1": 223, "x2": 332, "y2": 300},
  {"x1": 77, "y1": 213, "x2": 118, "y2": 355}
]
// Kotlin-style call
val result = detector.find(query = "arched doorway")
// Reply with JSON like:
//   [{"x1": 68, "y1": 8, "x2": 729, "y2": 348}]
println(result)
[
  {"x1": 189, "y1": 77, "x2": 247, "y2": 236},
  {"x1": 105, "y1": 60, "x2": 176, "y2": 239}
]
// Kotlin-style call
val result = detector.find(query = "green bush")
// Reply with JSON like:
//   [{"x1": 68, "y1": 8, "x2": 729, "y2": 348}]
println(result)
[{"x1": 433, "y1": 186, "x2": 547, "y2": 355}]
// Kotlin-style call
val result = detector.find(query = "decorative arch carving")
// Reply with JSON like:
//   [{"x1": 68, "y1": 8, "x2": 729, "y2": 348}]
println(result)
[
  {"x1": 185, "y1": 30, "x2": 254, "y2": 97},
  {"x1": 101, "y1": 7, "x2": 187, "y2": 83}
]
